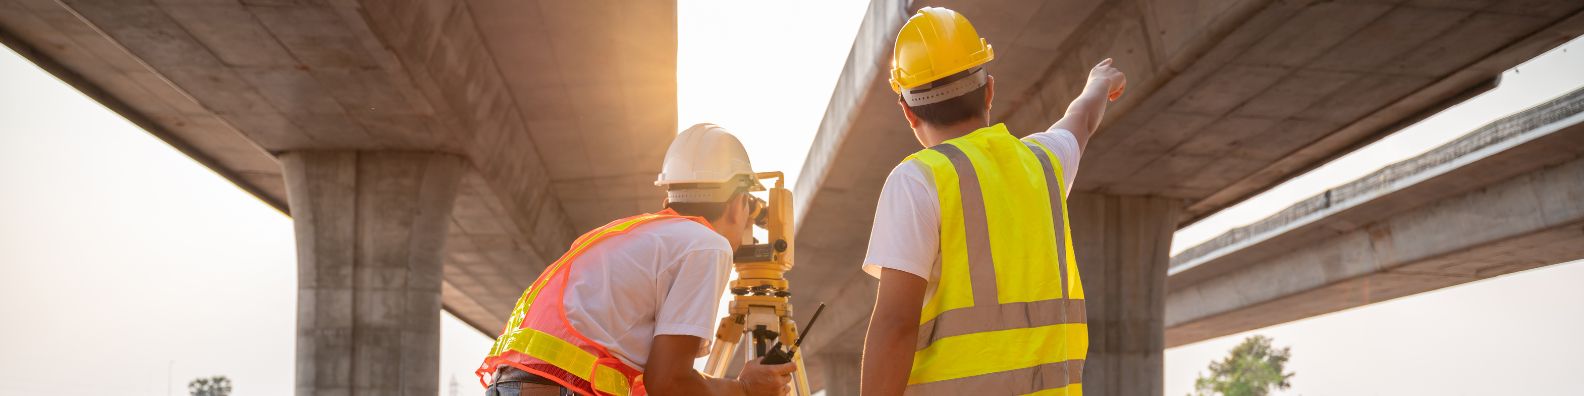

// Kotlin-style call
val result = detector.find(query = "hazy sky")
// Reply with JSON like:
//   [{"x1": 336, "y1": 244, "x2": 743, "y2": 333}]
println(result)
[
  {"x1": 2, "y1": 2, "x2": 1582, "y2": 396},
  {"x1": 2, "y1": 43, "x2": 290, "y2": 394},
  {"x1": 676, "y1": 0, "x2": 870, "y2": 190}
]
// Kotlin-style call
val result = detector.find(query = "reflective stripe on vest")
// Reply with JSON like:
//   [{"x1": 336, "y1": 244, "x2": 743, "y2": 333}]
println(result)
[
  {"x1": 478, "y1": 210, "x2": 709, "y2": 396},
  {"x1": 491, "y1": 328, "x2": 632, "y2": 395},
  {"x1": 903, "y1": 124, "x2": 1087, "y2": 395}
]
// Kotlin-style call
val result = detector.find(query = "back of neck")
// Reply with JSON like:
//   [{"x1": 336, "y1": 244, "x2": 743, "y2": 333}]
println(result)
[{"x1": 922, "y1": 117, "x2": 989, "y2": 147}]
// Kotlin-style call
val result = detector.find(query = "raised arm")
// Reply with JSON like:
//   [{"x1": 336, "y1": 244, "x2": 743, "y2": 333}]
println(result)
[{"x1": 1051, "y1": 58, "x2": 1127, "y2": 152}]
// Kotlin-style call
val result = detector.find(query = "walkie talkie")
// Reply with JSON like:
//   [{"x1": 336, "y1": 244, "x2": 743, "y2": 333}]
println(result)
[{"x1": 760, "y1": 303, "x2": 826, "y2": 365}]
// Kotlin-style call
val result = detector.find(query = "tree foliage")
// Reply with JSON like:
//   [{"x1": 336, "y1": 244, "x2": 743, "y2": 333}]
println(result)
[
  {"x1": 1191, "y1": 335, "x2": 1294, "y2": 396},
  {"x1": 188, "y1": 375, "x2": 232, "y2": 396}
]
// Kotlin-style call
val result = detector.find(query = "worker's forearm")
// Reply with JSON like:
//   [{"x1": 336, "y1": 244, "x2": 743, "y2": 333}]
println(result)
[
  {"x1": 701, "y1": 376, "x2": 747, "y2": 396},
  {"x1": 647, "y1": 372, "x2": 744, "y2": 396},
  {"x1": 1060, "y1": 78, "x2": 1112, "y2": 143},
  {"x1": 860, "y1": 319, "x2": 917, "y2": 395}
]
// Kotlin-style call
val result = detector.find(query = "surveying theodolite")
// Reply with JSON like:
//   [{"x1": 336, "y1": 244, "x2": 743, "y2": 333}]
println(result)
[{"x1": 702, "y1": 171, "x2": 823, "y2": 396}]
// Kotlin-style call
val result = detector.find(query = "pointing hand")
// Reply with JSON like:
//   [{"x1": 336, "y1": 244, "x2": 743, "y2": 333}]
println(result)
[{"x1": 1088, "y1": 58, "x2": 1126, "y2": 102}]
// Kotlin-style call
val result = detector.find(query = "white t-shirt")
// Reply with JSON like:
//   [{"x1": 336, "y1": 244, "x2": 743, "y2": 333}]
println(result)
[
  {"x1": 861, "y1": 126, "x2": 1082, "y2": 301},
  {"x1": 562, "y1": 218, "x2": 733, "y2": 369}
]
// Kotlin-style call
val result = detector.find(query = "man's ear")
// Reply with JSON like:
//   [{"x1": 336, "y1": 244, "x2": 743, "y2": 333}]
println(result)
[
  {"x1": 897, "y1": 96, "x2": 922, "y2": 129},
  {"x1": 984, "y1": 74, "x2": 996, "y2": 116},
  {"x1": 737, "y1": 193, "x2": 753, "y2": 222},
  {"x1": 726, "y1": 194, "x2": 742, "y2": 221},
  {"x1": 721, "y1": 193, "x2": 747, "y2": 224}
]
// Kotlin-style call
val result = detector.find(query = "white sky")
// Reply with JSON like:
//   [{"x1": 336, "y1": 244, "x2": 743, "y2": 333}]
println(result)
[
  {"x1": 676, "y1": 0, "x2": 870, "y2": 191},
  {"x1": 2, "y1": 2, "x2": 1582, "y2": 396}
]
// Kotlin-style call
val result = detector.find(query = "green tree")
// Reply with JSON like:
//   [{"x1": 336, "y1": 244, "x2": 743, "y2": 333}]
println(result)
[
  {"x1": 188, "y1": 375, "x2": 232, "y2": 396},
  {"x1": 1191, "y1": 335, "x2": 1294, "y2": 396}
]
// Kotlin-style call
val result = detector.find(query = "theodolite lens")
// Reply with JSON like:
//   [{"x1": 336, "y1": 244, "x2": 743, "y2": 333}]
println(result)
[{"x1": 748, "y1": 195, "x2": 769, "y2": 228}]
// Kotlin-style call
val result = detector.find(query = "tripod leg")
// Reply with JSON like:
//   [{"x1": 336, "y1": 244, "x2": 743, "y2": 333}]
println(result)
[
  {"x1": 703, "y1": 338, "x2": 739, "y2": 378},
  {"x1": 792, "y1": 350, "x2": 812, "y2": 396},
  {"x1": 704, "y1": 314, "x2": 744, "y2": 378}
]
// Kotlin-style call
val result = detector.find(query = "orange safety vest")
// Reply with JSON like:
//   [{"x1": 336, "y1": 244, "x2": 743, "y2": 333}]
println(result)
[{"x1": 476, "y1": 209, "x2": 712, "y2": 396}]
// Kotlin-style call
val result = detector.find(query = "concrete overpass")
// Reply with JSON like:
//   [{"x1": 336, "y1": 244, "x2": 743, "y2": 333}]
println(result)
[
  {"x1": 1167, "y1": 87, "x2": 1584, "y2": 347},
  {"x1": 1, "y1": 0, "x2": 676, "y2": 394},
  {"x1": 6, "y1": 0, "x2": 1584, "y2": 395},
  {"x1": 790, "y1": 0, "x2": 1584, "y2": 394}
]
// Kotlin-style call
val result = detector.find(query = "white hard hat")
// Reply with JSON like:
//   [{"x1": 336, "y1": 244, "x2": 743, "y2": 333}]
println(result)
[{"x1": 656, "y1": 123, "x2": 763, "y2": 203}]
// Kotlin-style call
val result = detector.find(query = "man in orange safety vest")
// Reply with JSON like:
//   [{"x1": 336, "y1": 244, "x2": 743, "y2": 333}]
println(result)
[{"x1": 477, "y1": 124, "x2": 796, "y2": 396}]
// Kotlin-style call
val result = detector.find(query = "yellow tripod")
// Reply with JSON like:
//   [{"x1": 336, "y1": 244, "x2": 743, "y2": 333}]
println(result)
[{"x1": 702, "y1": 172, "x2": 814, "y2": 395}]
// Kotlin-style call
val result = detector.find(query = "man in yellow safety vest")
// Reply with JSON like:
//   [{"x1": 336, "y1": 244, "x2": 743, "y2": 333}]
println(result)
[
  {"x1": 858, "y1": 7, "x2": 1127, "y2": 396},
  {"x1": 477, "y1": 124, "x2": 796, "y2": 396}
]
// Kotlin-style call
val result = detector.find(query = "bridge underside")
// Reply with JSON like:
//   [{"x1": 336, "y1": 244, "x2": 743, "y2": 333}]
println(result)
[
  {"x1": 1, "y1": 0, "x2": 680, "y2": 333},
  {"x1": 2, "y1": 0, "x2": 677, "y2": 394}
]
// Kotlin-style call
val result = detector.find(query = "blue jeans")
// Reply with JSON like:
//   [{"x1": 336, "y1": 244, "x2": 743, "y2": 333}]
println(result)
[{"x1": 484, "y1": 380, "x2": 569, "y2": 396}]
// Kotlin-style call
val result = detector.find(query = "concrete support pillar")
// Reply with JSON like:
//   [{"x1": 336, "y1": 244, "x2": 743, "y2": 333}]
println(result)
[
  {"x1": 1067, "y1": 193, "x2": 1180, "y2": 396},
  {"x1": 282, "y1": 151, "x2": 466, "y2": 396}
]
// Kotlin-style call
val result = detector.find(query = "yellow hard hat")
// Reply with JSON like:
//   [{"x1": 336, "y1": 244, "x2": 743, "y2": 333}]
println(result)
[{"x1": 889, "y1": 7, "x2": 995, "y2": 95}]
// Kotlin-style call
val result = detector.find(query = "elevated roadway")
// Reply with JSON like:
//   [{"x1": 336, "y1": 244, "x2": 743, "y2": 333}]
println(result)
[{"x1": 1166, "y1": 87, "x2": 1584, "y2": 346}]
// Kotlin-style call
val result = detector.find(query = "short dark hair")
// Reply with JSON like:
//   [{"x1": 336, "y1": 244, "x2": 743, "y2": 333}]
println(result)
[
  {"x1": 667, "y1": 200, "x2": 734, "y2": 221},
  {"x1": 903, "y1": 68, "x2": 989, "y2": 126},
  {"x1": 665, "y1": 189, "x2": 747, "y2": 221}
]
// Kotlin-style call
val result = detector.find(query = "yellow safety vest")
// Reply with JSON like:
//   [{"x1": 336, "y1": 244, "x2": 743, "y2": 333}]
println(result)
[{"x1": 904, "y1": 123, "x2": 1087, "y2": 396}]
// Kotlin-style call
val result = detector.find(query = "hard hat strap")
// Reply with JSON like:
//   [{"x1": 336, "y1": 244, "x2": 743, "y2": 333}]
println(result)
[{"x1": 902, "y1": 68, "x2": 987, "y2": 107}]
